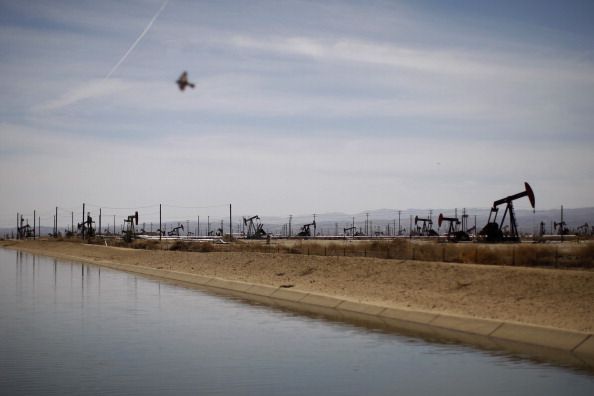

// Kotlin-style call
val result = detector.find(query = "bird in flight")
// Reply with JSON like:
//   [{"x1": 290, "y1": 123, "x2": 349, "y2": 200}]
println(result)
[{"x1": 176, "y1": 71, "x2": 195, "y2": 91}]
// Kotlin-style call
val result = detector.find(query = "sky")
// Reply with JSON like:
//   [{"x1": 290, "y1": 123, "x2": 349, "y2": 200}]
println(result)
[{"x1": 1, "y1": 0, "x2": 593, "y2": 226}]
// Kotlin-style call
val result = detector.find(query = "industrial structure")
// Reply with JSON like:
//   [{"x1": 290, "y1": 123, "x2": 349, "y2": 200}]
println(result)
[
  {"x1": 479, "y1": 182, "x2": 535, "y2": 242},
  {"x1": 243, "y1": 215, "x2": 267, "y2": 239},
  {"x1": 122, "y1": 211, "x2": 139, "y2": 242},
  {"x1": 78, "y1": 212, "x2": 96, "y2": 239},
  {"x1": 297, "y1": 220, "x2": 316, "y2": 237},
  {"x1": 10, "y1": 180, "x2": 594, "y2": 244},
  {"x1": 414, "y1": 216, "x2": 438, "y2": 236},
  {"x1": 438, "y1": 213, "x2": 470, "y2": 242}
]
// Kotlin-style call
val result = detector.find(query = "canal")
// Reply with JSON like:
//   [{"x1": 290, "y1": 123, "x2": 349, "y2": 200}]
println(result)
[{"x1": 1, "y1": 248, "x2": 593, "y2": 395}]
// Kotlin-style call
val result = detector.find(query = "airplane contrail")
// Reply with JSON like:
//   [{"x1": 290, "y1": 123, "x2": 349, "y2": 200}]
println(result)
[{"x1": 104, "y1": 0, "x2": 169, "y2": 80}]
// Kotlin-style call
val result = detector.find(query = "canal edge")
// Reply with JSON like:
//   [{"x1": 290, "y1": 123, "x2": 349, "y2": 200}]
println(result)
[{"x1": 4, "y1": 245, "x2": 594, "y2": 368}]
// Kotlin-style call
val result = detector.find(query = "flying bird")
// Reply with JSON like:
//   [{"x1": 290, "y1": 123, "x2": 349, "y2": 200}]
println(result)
[{"x1": 176, "y1": 71, "x2": 195, "y2": 91}]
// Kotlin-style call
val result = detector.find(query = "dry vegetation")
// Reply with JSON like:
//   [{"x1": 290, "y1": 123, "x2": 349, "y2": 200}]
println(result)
[{"x1": 76, "y1": 236, "x2": 594, "y2": 268}]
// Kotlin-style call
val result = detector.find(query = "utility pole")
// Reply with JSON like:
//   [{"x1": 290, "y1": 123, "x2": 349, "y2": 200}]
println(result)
[
  {"x1": 33, "y1": 210, "x2": 36, "y2": 239},
  {"x1": 71, "y1": 212, "x2": 74, "y2": 235},
  {"x1": 229, "y1": 204, "x2": 232, "y2": 238},
  {"x1": 207, "y1": 216, "x2": 210, "y2": 236},
  {"x1": 81, "y1": 203, "x2": 85, "y2": 239},
  {"x1": 559, "y1": 205, "x2": 565, "y2": 242},
  {"x1": 365, "y1": 213, "x2": 369, "y2": 236},
  {"x1": 313, "y1": 213, "x2": 317, "y2": 238},
  {"x1": 289, "y1": 215, "x2": 293, "y2": 237},
  {"x1": 99, "y1": 208, "x2": 102, "y2": 236},
  {"x1": 159, "y1": 204, "x2": 162, "y2": 241}
]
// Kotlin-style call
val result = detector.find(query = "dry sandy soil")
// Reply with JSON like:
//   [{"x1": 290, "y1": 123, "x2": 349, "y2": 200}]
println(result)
[{"x1": 2, "y1": 240, "x2": 594, "y2": 333}]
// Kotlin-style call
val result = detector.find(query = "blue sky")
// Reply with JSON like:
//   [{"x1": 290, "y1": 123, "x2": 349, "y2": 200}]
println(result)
[{"x1": 1, "y1": 0, "x2": 593, "y2": 226}]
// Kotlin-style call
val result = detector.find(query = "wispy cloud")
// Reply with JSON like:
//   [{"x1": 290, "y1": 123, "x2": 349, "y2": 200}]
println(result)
[
  {"x1": 32, "y1": 79, "x2": 130, "y2": 112},
  {"x1": 229, "y1": 34, "x2": 594, "y2": 83}
]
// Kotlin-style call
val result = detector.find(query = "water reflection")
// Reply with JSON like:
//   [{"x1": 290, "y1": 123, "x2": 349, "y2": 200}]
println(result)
[{"x1": 1, "y1": 248, "x2": 593, "y2": 396}]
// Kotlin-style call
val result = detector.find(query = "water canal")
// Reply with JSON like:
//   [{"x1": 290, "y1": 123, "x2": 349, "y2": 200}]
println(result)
[{"x1": 1, "y1": 248, "x2": 593, "y2": 395}]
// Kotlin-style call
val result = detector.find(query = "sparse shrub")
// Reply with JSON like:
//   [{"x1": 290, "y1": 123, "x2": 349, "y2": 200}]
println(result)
[
  {"x1": 196, "y1": 242, "x2": 215, "y2": 252},
  {"x1": 476, "y1": 246, "x2": 502, "y2": 265},
  {"x1": 577, "y1": 244, "x2": 594, "y2": 267},
  {"x1": 131, "y1": 239, "x2": 159, "y2": 250},
  {"x1": 288, "y1": 246, "x2": 301, "y2": 254},
  {"x1": 169, "y1": 240, "x2": 191, "y2": 251}
]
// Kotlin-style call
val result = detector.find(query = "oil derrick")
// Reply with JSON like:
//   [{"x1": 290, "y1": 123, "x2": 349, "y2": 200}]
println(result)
[
  {"x1": 168, "y1": 224, "x2": 184, "y2": 237},
  {"x1": 78, "y1": 212, "x2": 95, "y2": 238},
  {"x1": 479, "y1": 182, "x2": 535, "y2": 242},
  {"x1": 414, "y1": 216, "x2": 438, "y2": 236},
  {"x1": 438, "y1": 213, "x2": 469, "y2": 242},
  {"x1": 123, "y1": 211, "x2": 139, "y2": 242},
  {"x1": 243, "y1": 215, "x2": 267, "y2": 239},
  {"x1": 297, "y1": 220, "x2": 316, "y2": 237}
]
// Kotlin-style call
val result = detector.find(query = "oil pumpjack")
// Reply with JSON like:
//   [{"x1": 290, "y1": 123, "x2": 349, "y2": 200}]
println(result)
[
  {"x1": 78, "y1": 212, "x2": 95, "y2": 238},
  {"x1": 479, "y1": 182, "x2": 535, "y2": 242},
  {"x1": 17, "y1": 215, "x2": 33, "y2": 239},
  {"x1": 243, "y1": 215, "x2": 267, "y2": 239},
  {"x1": 123, "y1": 211, "x2": 139, "y2": 242},
  {"x1": 297, "y1": 220, "x2": 316, "y2": 237},
  {"x1": 168, "y1": 224, "x2": 184, "y2": 237},
  {"x1": 577, "y1": 223, "x2": 590, "y2": 236},
  {"x1": 438, "y1": 213, "x2": 470, "y2": 242},
  {"x1": 414, "y1": 216, "x2": 438, "y2": 236}
]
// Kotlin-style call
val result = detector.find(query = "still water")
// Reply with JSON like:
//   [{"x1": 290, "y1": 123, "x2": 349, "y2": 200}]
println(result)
[{"x1": 1, "y1": 248, "x2": 593, "y2": 395}]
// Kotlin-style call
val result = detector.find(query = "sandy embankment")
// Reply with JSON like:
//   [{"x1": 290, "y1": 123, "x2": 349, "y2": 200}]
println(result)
[{"x1": 3, "y1": 240, "x2": 594, "y2": 333}]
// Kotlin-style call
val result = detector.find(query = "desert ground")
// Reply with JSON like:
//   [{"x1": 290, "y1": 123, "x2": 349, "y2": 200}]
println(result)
[{"x1": 2, "y1": 239, "x2": 593, "y2": 333}]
